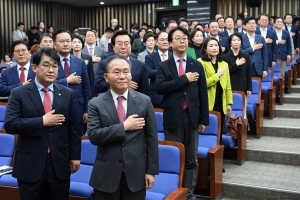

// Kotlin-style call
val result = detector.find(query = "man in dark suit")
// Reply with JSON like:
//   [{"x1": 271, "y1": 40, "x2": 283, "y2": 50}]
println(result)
[
  {"x1": 87, "y1": 55, "x2": 158, "y2": 199},
  {"x1": 241, "y1": 16, "x2": 268, "y2": 79},
  {"x1": 4, "y1": 48, "x2": 81, "y2": 200},
  {"x1": 284, "y1": 14, "x2": 299, "y2": 52},
  {"x1": 94, "y1": 30, "x2": 149, "y2": 95},
  {"x1": 223, "y1": 16, "x2": 237, "y2": 38},
  {"x1": 145, "y1": 31, "x2": 172, "y2": 108},
  {"x1": 53, "y1": 28, "x2": 92, "y2": 135},
  {"x1": 0, "y1": 41, "x2": 35, "y2": 97},
  {"x1": 256, "y1": 13, "x2": 278, "y2": 67},
  {"x1": 155, "y1": 26, "x2": 209, "y2": 200},
  {"x1": 208, "y1": 20, "x2": 230, "y2": 54},
  {"x1": 82, "y1": 29, "x2": 106, "y2": 75}
]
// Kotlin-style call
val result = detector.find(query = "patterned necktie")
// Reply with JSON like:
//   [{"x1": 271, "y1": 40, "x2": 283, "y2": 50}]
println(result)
[
  {"x1": 117, "y1": 96, "x2": 126, "y2": 123},
  {"x1": 178, "y1": 58, "x2": 188, "y2": 110},
  {"x1": 89, "y1": 47, "x2": 93, "y2": 56},
  {"x1": 42, "y1": 87, "x2": 52, "y2": 153},
  {"x1": 19, "y1": 67, "x2": 25, "y2": 84},
  {"x1": 63, "y1": 57, "x2": 70, "y2": 77},
  {"x1": 161, "y1": 53, "x2": 166, "y2": 61}
]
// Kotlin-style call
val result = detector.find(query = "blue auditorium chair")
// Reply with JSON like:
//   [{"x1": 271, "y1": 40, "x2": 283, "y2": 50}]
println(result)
[
  {"x1": 222, "y1": 91, "x2": 247, "y2": 165},
  {"x1": 195, "y1": 111, "x2": 224, "y2": 199},
  {"x1": 247, "y1": 77, "x2": 264, "y2": 138},
  {"x1": 155, "y1": 112, "x2": 165, "y2": 140},
  {"x1": 285, "y1": 61, "x2": 293, "y2": 93},
  {"x1": 146, "y1": 140, "x2": 188, "y2": 200},
  {"x1": 273, "y1": 60, "x2": 285, "y2": 104},
  {"x1": 0, "y1": 106, "x2": 6, "y2": 129},
  {"x1": 261, "y1": 68, "x2": 276, "y2": 118},
  {"x1": 69, "y1": 139, "x2": 97, "y2": 200}
]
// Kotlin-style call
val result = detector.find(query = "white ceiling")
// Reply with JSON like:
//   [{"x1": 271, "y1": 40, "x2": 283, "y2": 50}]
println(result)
[{"x1": 40, "y1": 0, "x2": 165, "y2": 7}]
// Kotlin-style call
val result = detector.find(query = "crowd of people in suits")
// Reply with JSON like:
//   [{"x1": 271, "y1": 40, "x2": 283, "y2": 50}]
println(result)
[{"x1": 1, "y1": 12, "x2": 300, "y2": 200}]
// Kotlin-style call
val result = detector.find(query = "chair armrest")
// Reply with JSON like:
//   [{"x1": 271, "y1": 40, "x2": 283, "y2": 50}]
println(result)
[
  {"x1": 208, "y1": 144, "x2": 224, "y2": 155},
  {"x1": 255, "y1": 100, "x2": 264, "y2": 136},
  {"x1": 0, "y1": 129, "x2": 7, "y2": 133},
  {"x1": 165, "y1": 187, "x2": 188, "y2": 200}
]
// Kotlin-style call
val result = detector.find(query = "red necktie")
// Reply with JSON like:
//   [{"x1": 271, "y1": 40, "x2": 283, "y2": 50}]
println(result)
[
  {"x1": 117, "y1": 96, "x2": 126, "y2": 123},
  {"x1": 19, "y1": 67, "x2": 25, "y2": 84},
  {"x1": 89, "y1": 47, "x2": 93, "y2": 57},
  {"x1": 178, "y1": 58, "x2": 188, "y2": 110},
  {"x1": 63, "y1": 58, "x2": 70, "y2": 77},
  {"x1": 42, "y1": 87, "x2": 52, "y2": 153}
]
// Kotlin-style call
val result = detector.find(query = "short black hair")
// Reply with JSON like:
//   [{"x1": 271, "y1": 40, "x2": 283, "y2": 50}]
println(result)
[
  {"x1": 104, "y1": 55, "x2": 131, "y2": 73},
  {"x1": 258, "y1": 13, "x2": 269, "y2": 20},
  {"x1": 243, "y1": 16, "x2": 256, "y2": 25},
  {"x1": 52, "y1": 28, "x2": 71, "y2": 42},
  {"x1": 111, "y1": 30, "x2": 134, "y2": 46},
  {"x1": 91, "y1": 28, "x2": 98, "y2": 32},
  {"x1": 37, "y1": 21, "x2": 43, "y2": 27},
  {"x1": 284, "y1": 14, "x2": 293, "y2": 19},
  {"x1": 138, "y1": 28, "x2": 146, "y2": 35},
  {"x1": 104, "y1": 27, "x2": 114, "y2": 33},
  {"x1": 190, "y1": 20, "x2": 199, "y2": 24},
  {"x1": 168, "y1": 26, "x2": 189, "y2": 42},
  {"x1": 141, "y1": 22, "x2": 148, "y2": 27},
  {"x1": 275, "y1": 17, "x2": 284, "y2": 23},
  {"x1": 40, "y1": 33, "x2": 53, "y2": 43},
  {"x1": 178, "y1": 18, "x2": 189, "y2": 25},
  {"x1": 86, "y1": 29, "x2": 96, "y2": 36},
  {"x1": 114, "y1": 25, "x2": 123, "y2": 32},
  {"x1": 217, "y1": 17, "x2": 224, "y2": 22},
  {"x1": 11, "y1": 41, "x2": 29, "y2": 53},
  {"x1": 224, "y1": 16, "x2": 234, "y2": 22},
  {"x1": 47, "y1": 25, "x2": 54, "y2": 31},
  {"x1": 194, "y1": 23, "x2": 203, "y2": 29},
  {"x1": 72, "y1": 26, "x2": 78, "y2": 31},
  {"x1": 30, "y1": 26, "x2": 38, "y2": 30},
  {"x1": 154, "y1": 31, "x2": 168, "y2": 40},
  {"x1": 32, "y1": 47, "x2": 60, "y2": 65},
  {"x1": 71, "y1": 34, "x2": 85, "y2": 50},
  {"x1": 132, "y1": 25, "x2": 140, "y2": 30},
  {"x1": 228, "y1": 32, "x2": 243, "y2": 46},
  {"x1": 200, "y1": 38, "x2": 223, "y2": 62},
  {"x1": 208, "y1": 20, "x2": 219, "y2": 28},
  {"x1": 17, "y1": 22, "x2": 24, "y2": 27}
]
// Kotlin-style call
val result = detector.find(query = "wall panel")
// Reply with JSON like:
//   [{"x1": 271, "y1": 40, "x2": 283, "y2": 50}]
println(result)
[{"x1": 216, "y1": 0, "x2": 298, "y2": 19}]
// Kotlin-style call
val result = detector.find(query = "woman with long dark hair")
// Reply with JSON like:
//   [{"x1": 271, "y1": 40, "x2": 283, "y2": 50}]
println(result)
[{"x1": 187, "y1": 28, "x2": 204, "y2": 59}]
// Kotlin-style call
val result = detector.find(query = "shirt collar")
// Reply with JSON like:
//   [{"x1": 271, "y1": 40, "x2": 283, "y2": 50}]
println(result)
[
  {"x1": 173, "y1": 54, "x2": 187, "y2": 63},
  {"x1": 110, "y1": 89, "x2": 129, "y2": 101},
  {"x1": 286, "y1": 24, "x2": 292, "y2": 28},
  {"x1": 247, "y1": 33, "x2": 255, "y2": 39},
  {"x1": 58, "y1": 53, "x2": 70, "y2": 62},
  {"x1": 158, "y1": 49, "x2": 168, "y2": 56},
  {"x1": 87, "y1": 44, "x2": 95, "y2": 49},
  {"x1": 35, "y1": 78, "x2": 54, "y2": 92},
  {"x1": 260, "y1": 28, "x2": 267, "y2": 32},
  {"x1": 18, "y1": 61, "x2": 30, "y2": 71}
]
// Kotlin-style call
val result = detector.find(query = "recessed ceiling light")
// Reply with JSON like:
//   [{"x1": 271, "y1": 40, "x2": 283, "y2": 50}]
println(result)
[{"x1": 100, "y1": 2, "x2": 104, "y2": 4}]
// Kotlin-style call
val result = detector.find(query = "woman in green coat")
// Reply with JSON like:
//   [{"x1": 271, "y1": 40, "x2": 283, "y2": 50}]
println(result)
[
  {"x1": 132, "y1": 28, "x2": 146, "y2": 55},
  {"x1": 199, "y1": 37, "x2": 233, "y2": 144},
  {"x1": 187, "y1": 28, "x2": 204, "y2": 59}
]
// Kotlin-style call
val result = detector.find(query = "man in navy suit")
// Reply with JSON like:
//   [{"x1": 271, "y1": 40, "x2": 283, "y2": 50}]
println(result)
[
  {"x1": 223, "y1": 16, "x2": 237, "y2": 39},
  {"x1": 94, "y1": 30, "x2": 149, "y2": 95},
  {"x1": 0, "y1": 41, "x2": 35, "y2": 97},
  {"x1": 255, "y1": 13, "x2": 278, "y2": 67},
  {"x1": 241, "y1": 16, "x2": 268, "y2": 79},
  {"x1": 156, "y1": 26, "x2": 209, "y2": 200},
  {"x1": 145, "y1": 31, "x2": 172, "y2": 108},
  {"x1": 275, "y1": 17, "x2": 292, "y2": 76},
  {"x1": 208, "y1": 20, "x2": 230, "y2": 54},
  {"x1": 4, "y1": 48, "x2": 81, "y2": 200},
  {"x1": 53, "y1": 28, "x2": 92, "y2": 135},
  {"x1": 284, "y1": 14, "x2": 299, "y2": 52}
]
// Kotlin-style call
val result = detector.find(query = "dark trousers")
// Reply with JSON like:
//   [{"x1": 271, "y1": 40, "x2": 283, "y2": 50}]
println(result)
[
  {"x1": 252, "y1": 62, "x2": 263, "y2": 79},
  {"x1": 164, "y1": 109, "x2": 198, "y2": 200},
  {"x1": 17, "y1": 153, "x2": 70, "y2": 200},
  {"x1": 94, "y1": 172, "x2": 146, "y2": 200}
]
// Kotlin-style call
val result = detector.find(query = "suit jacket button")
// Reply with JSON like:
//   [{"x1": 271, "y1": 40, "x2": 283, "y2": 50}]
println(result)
[
  {"x1": 119, "y1": 159, "x2": 122, "y2": 163},
  {"x1": 45, "y1": 148, "x2": 48, "y2": 151},
  {"x1": 122, "y1": 143, "x2": 125, "y2": 146}
]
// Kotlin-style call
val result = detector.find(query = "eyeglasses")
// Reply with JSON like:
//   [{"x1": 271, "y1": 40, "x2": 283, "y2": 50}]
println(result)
[
  {"x1": 107, "y1": 71, "x2": 130, "y2": 76},
  {"x1": 115, "y1": 42, "x2": 130, "y2": 47},
  {"x1": 158, "y1": 38, "x2": 168, "y2": 42},
  {"x1": 57, "y1": 40, "x2": 71, "y2": 44},
  {"x1": 39, "y1": 65, "x2": 59, "y2": 71},
  {"x1": 172, "y1": 37, "x2": 188, "y2": 42},
  {"x1": 14, "y1": 49, "x2": 28, "y2": 54}
]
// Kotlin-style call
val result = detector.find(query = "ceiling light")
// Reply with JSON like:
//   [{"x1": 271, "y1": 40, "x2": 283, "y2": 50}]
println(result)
[{"x1": 100, "y1": 2, "x2": 104, "y2": 4}]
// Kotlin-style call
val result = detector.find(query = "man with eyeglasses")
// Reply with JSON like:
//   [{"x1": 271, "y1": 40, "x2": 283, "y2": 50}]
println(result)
[
  {"x1": 145, "y1": 31, "x2": 172, "y2": 108},
  {"x1": 94, "y1": 30, "x2": 149, "y2": 96},
  {"x1": 87, "y1": 55, "x2": 158, "y2": 200},
  {"x1": 5, "y1": 47, "x2": 81, "y2": 200},
  {"x1": 39, "y1": 33, "x2": 54, "y2": 48},
  {"x1": 53, "y1": 28, "x2": 92, "y2": 135},
  {"x1": 0, "y1": 41, "x2": 35, "y2": 97},
  {"x1": 155, "y1": 26, "x2": 209, "y2": 200}
]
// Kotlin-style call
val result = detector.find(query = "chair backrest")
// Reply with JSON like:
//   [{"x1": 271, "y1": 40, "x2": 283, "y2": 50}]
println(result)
[
  {"x1": 70, "y1": 140, "x2": 97, "y2": 184},
  {"x1": 147, "y1": 141, "x2": 185, "y2": 197},
  {"x1": 199, "y1": 111, "x2": 221, "y2": 146},
  {"x1": 231, "y1": 90, "x2": 245, "y2": 117},
  {"x1": 262, "y1": 69, "x2": 273, "y2": 86},
  {"x1": 247, "y1": 78, "x2": 261, "y2": 105},
  {"x1": 0, "y1": 133, "x2": 15, "y2": 166},
  {"x1": 273, "y1": 61, "x2": 281, "y2": 77},
  {"x1": 0, "y1": 106, "x2": 6, "y2": 129},
  {"x1": 155, "y1": 112, "x2": 165, "y2": 140}
]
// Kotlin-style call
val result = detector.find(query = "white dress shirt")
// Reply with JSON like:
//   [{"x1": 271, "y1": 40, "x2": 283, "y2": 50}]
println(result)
[
  {"x1": 58, "y1": 54, "x2": 71, "y2": 70},
  {"x1": 158, "y1": 50, "x2": 169, "y2": 61},
  {"x1": 275, "y1": 29, "x2": 283, "y2": 45},
  {"x1": 17, "y1": 62, "x2": 30, "y2": 80},
  {"x1": 260, "y1": 28, "x2": 267, "y2": 39},
  {"x1": 110, "y1": 89, "x2": 128, "y2": 114}
]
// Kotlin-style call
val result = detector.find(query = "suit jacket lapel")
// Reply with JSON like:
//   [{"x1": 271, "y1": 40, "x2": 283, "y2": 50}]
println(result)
[
  {"x1": 52, "y1": 83, "x2": 63, "y2": 111},
  {"x1": 28, "y1": 64, "x2": 35, "y2": 80},
  {"x1": 82, "y1": 47, "x2": 88, "y2": 55},
  {"x1": 154, "y1": 52, "x2": 161, "y2": 65},
  {"x1": 185, "y1": 56, "x2": 194, "y2": 72},
  {"x1": 58, "y1": 61, "x2": 66, "y2": 78},
  {"x1": 243, "y1": 35, "x2": 250, "y2": 48},
  {"x1": 27, "y1": 82, "x2": 45, "y2": 116},
  {"x1": 11, "y1": 66, "x2": 20, "y2": 84},
  {"x1": 103, "y1": 91, "x2": 120, "y2": 124},
  {"x1": 129, "y1": 58, "x2": 137, "y2": 75},
  {"x1": 126, "y1": 90, "x2": 138, "y2": 117},
  {"x1": 69, "y1": 55, "x2": 77, "y2": 74},
  {"x1": 168, "y1": 56, "x2": 179, "y2": 78}
]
